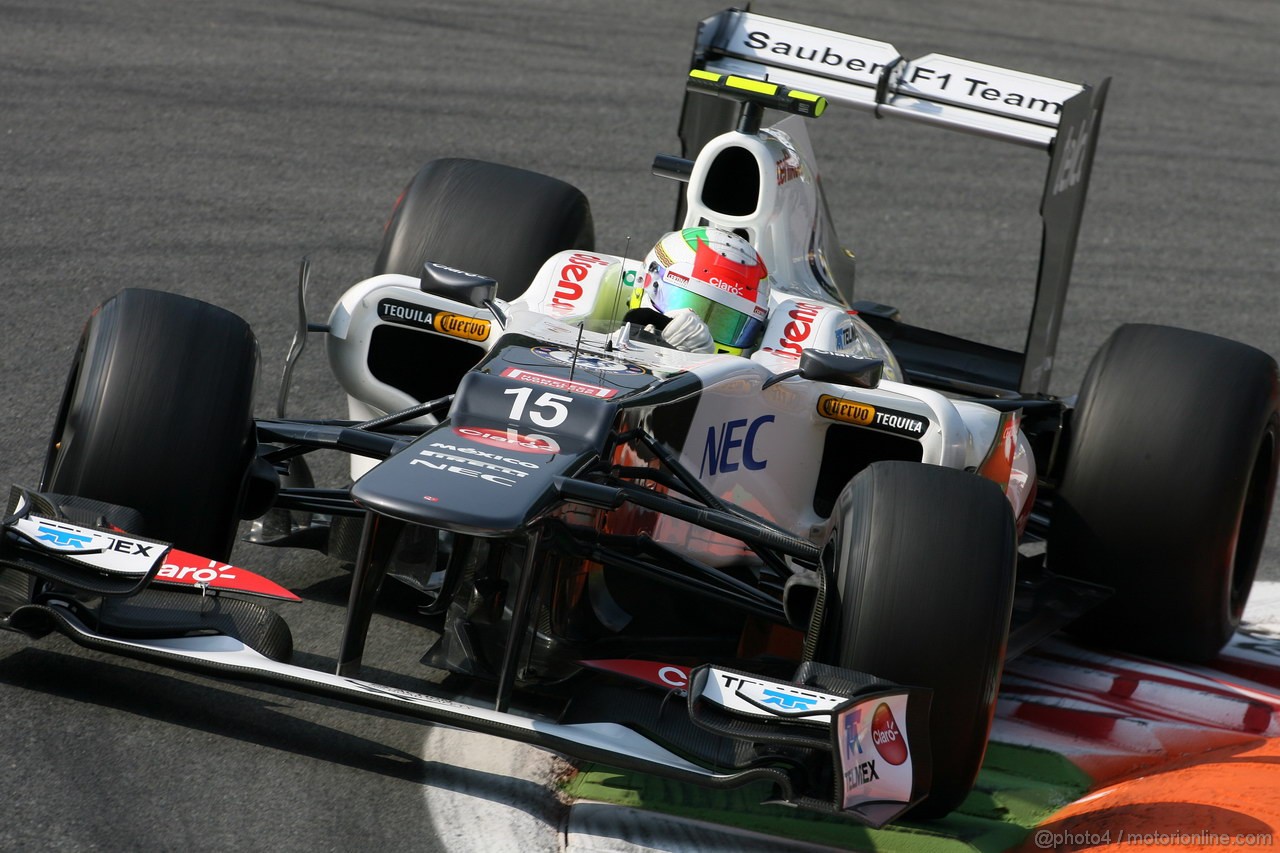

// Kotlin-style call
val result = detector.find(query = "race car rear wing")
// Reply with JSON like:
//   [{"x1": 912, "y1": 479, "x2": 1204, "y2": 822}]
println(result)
[{"x1": 679, "y1": 9, "x2": 1109, "y2": 396}]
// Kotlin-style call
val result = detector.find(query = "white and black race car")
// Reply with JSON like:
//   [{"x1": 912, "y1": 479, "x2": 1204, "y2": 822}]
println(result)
[{"x1": 2, "y1": 9, "x2": 1276, "y2": 828}]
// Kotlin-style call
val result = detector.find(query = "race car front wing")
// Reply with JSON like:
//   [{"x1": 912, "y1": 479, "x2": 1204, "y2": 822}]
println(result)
[{"x1": 1, "y1": 491, "x2": 932, "y2": 828}]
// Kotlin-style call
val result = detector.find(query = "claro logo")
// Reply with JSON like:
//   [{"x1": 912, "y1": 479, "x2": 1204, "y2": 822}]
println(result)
[
  {"x1": 871, "y1": 703, "x2": 909, "y2": 766},
  {"x1": 761, "y1": 301, "x2": 825, "y2": 358},
  {"x1": 708, "y1": 276, "x2": 749, "y2": 297},
  {"x1": 551, "y1": 252, "x2": 610, "y2": 315},
  {"x1": 454, "y1": 426, "x2": 560, "y2": 455}
]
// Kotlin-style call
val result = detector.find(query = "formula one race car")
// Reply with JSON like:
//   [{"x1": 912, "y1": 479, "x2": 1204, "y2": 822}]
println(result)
[{"x1": 2, "y1": 10, "x2": 1277, "y2": 828}]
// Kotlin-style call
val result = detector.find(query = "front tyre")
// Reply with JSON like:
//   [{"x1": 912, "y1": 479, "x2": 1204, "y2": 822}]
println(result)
[
  {"x1": 1051, "y1": 324, "x2": 1279, "y2": 661},
  {"x1": 824, "y1": 462, "x2": 1016, "y2": 819},
  {"x1": 42, "y1": 288, "x2": 259, "y2": 561}
]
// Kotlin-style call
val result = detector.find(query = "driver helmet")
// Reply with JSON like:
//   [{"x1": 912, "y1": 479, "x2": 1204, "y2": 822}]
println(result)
[{"x1": 634, "y1": 227, "x2": 771, "y2": 354}]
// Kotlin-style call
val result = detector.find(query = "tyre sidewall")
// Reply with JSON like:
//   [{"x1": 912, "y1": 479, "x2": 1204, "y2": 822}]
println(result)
[{"x1": 826, "y1": 461, "x2": 1016, "y2": 818}]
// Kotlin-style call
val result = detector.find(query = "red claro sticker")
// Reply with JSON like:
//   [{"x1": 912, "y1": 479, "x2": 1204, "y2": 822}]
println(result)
[
  {"x1": 155, "y1": 550, "x2": 300, "y2": 601},
  {"x1": 453, "y1": 426, "x2": 559, "y2": 455},
  {"x1": 579, "y1": 659, "x2": 691, "y2": 690},
  {"x1": 871, "y1": 702, "x2": 908, "y2": 765}
]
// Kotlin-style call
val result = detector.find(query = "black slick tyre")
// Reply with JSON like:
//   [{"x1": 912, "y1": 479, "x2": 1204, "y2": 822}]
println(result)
[
  {"x1": 1051, "y1": 324, "x2": 1279, "y2": 662},
  {"x1": 374, "y1": 158, "x2": 594, "y2": 300},
  {"x1": 42, "y1": 288, "x2": 259, "y2": 561},
  {"x1": 824, "y1": 461, "x2": 1016, "y2": 819}
]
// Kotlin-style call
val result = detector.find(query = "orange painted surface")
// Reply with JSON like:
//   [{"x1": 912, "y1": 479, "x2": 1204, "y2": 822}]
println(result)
[
  {"x1": 1008, "y1": 632, "x2": 1280, "y2": 852},
  {"x1": 1016, "y1": 734, "x2": 1279, "y2": 851}
]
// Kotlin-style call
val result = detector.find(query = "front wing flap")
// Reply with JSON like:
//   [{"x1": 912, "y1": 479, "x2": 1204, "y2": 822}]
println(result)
[
  {"x1": 1, "y1": 487, "x2": 299, "y2": 601},
  {"x1": 688, "y1": 664, "x2": 932, "y2": 827}
]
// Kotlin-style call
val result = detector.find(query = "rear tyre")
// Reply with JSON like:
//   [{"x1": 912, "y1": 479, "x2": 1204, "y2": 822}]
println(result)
[
  {"x1": 374, "y1": 158, "x2": 594, "y2": 301},
  {"x1": 824, "y1": 462, "x2": 1016, "y2": 819},
  {"x1": 42, "y1": 288, "x2": 259, "y2": 561},
  {"x1": 1052, "y1": 324, "x2": 1279, "y2": 661}
]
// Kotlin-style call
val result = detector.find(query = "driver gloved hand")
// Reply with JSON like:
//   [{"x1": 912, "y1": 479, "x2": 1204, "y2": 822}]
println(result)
[{"x1": 661, "y1": 308, "x2": 715, "y2": 353}]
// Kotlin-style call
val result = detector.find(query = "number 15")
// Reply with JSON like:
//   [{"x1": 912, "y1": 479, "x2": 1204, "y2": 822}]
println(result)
[{"x1": 503, "y1": 387, "x2": 572, "y2": 428}]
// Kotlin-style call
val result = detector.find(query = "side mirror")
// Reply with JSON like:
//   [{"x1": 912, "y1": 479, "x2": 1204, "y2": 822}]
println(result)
[
  {"x1": 419, "y1": 261, "x2": 497, "y2": 308},
  {"x1": 799, "y1": 350, "x2": 883, "y2": 388}
]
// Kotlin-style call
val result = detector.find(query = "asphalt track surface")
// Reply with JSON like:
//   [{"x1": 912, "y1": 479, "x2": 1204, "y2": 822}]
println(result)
[{"x1": 0, "y1": 1, "x2": 1277, "y2": 850}]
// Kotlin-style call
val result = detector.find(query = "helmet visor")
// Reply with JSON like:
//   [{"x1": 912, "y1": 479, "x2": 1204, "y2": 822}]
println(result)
[{"x1": 659, "y1": 285, "x2": 764, "y2": 348}]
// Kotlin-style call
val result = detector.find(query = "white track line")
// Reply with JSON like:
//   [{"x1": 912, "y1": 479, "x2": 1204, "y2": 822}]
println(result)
[
  {"x1": 417, "y1": 727, "x2": 563, "y2": 853},
  {"x1": 1243, "y1": 580, "x2": 1280, "y2": 635}
]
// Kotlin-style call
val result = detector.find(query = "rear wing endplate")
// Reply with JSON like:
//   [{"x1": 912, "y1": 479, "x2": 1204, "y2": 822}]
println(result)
[{"x1": 679, "y1": 9, "x2": 1110, "y2": 395}]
